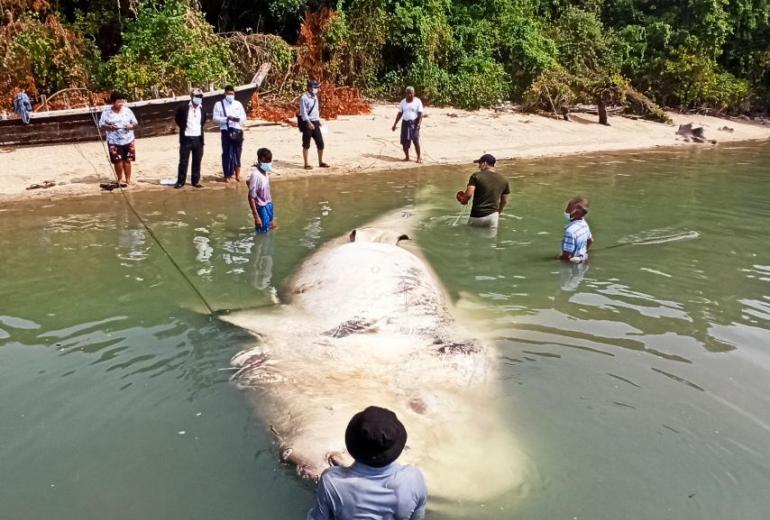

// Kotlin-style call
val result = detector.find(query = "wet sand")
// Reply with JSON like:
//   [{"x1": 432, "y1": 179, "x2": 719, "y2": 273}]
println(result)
[{"x1": 1, "y1": 103, "x2": 768, "y2": 203}]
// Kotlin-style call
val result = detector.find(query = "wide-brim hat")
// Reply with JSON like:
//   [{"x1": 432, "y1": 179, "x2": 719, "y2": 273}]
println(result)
[{"x1": 345, "y1": 406, "x2": 407, "y2": 467}]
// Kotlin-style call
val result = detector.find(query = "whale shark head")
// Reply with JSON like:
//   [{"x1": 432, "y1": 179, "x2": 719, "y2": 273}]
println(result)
[{"x1": 349, "y1": 227, "x2": 410, "y2": 245}]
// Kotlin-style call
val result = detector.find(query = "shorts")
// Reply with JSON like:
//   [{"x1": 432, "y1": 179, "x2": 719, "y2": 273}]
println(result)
[
  {"x1": 256, "y1": 203, "x2": 274, "y2": 234},
  {"x1": 108, "y1": 141, "x2": 136, "y2": 163},
  {"x1": 302, "y1": 121, "x2": 324, "y2": 150},
  {"x1": 468, "y1": 212, "x2": 499, "y2": 229}
]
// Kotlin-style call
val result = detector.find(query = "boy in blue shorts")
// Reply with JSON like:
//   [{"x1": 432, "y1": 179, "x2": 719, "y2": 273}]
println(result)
[
  {"x1": 248, "y1": 148, "x2": 275, "y2": 234},
  {"x1": 560, "y1": 196, "x2": 593, "y2": 263}
]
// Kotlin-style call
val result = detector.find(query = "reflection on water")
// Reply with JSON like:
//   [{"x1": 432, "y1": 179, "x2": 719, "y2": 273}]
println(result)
[{"x1": 2, "y1": 145, "x2": 770, "y2": 519}]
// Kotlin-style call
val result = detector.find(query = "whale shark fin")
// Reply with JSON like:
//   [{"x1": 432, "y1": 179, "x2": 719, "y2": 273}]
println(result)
[{"x1": 217, "y1": 305, "x2": 300, "y2": 338}]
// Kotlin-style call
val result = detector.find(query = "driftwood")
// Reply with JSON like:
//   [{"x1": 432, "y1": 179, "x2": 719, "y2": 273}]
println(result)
[{"x1": 676, "y1": 123, "x2": 717, "y2": 144}]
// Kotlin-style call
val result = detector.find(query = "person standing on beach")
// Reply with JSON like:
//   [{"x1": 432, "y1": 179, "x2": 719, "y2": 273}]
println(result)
[
  {"x1": 99, "y1": 92, "x2": 138, "y2": 187},
  {"x1": 213, "y1": 85, "x2": 246, "y2": 182},
  {"x1": 174, "y1": 88, "x2": 207, "y2": 189},
  {"x1": 392, "y1": 86, "x2": 424, "y2": 162},
  {"x1": 560, "y1": 196, "x2": 593, "y2": 263},
  {"x1": 248, "y1": 147, "x2": 276, "y2": 234},
  {"x1": 456, "y1": 154, "x2": 510, "y2": 231},
  {"x1": 13, "y1": 87, "x2": 32, "y2": 124},
  {"x1": 299, "y1": 79, "x2": 329, "y2": 170}
]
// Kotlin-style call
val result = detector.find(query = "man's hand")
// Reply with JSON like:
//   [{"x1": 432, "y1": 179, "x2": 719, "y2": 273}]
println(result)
[
  {"x1": 307, "y1": 121, "x2": 315, "y2": 131},
  {"x1": 254, "y1": 216, "x2": 262, "y2": 228},
  {"x1": 392, "y1": 124, "x2": 397, "y2": 132}
]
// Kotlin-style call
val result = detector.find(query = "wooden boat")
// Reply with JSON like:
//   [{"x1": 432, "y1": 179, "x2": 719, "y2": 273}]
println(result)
[{"x1": 0, "y1": 64, "x2": 270, "y2": 147}]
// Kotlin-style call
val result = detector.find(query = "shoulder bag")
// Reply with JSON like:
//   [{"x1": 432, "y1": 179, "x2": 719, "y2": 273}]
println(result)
[
  {"x1": 220, "y1": 100, "x2": 244, "y2": 143},
  {"x1": 296, "y1": 97, "x2": 317, "y2": 132}
]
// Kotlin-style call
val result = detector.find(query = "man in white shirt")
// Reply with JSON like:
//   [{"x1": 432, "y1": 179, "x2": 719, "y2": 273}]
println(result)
[
  {"x1": 392, "y1": 86, "x2": 424, "y2": 163},
  {"x1": 173, "y1": 88, "x2": 207, "y2": 188},
  {"x1": 212, "y1": 85, "x2": 246, "y2": 182}
]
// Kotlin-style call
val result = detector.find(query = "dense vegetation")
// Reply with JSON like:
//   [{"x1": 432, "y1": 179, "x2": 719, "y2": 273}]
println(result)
[{"x1": 2, "y1": 0, "x2": 769, "y2": 114}]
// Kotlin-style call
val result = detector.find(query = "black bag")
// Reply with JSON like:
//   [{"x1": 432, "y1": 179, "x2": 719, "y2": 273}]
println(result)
[
  {"x1": 220, "y1": 100, "x2": 244, "y2": 142},
  {"x1": 297, "y1": 97, "x2": 317, "y2": 132}
]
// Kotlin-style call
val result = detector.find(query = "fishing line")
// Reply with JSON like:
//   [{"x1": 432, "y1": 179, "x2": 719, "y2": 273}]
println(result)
[{"x1": 87, "y1": 105, "x2": 215, "y2": 315}]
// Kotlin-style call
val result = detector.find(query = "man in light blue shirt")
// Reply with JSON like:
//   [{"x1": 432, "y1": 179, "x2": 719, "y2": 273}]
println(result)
[
  {"x1": 212, "y1": 85, "x2": 246, "y2": 182},
  {"x1": 299, "y1": 79, "x2": 329, "y2": 170},
  {"x1": 307, "y1": 406, "x2": 427, "y2": 520},
  {"x1": 560, "y1": 196, "x2": 594, "y2": 263}
]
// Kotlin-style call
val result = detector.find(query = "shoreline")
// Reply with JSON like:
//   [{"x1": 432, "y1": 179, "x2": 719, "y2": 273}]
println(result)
[{"x1": 1, "y1": 103, "x2": 768, "y2": 205}]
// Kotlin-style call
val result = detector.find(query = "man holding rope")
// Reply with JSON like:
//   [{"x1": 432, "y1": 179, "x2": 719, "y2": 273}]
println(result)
[
  {"x1": 456, "y1": 154, "x2": 510, "y2": 233},
  {"x1": 99, "y1": 92, "x2": 138, "y2": 187},
  {"x1": 392, "y1": 86, "x2": 424, "y2": 163}
]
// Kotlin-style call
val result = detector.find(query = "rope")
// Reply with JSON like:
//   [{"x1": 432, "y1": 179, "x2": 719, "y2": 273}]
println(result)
[{"x1": 87, "y1": 105, "x2": 215, "y2": 315}]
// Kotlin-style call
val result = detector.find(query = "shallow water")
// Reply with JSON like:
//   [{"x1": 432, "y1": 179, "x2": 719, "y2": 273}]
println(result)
[{"x1": 2, "y1": 144, "x2": 770, "y2": 519}]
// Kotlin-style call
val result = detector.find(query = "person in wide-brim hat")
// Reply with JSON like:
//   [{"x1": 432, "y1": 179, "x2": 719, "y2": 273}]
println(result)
[{"x1": 307, "y1": 406, "x2": 428, "y2": 519}]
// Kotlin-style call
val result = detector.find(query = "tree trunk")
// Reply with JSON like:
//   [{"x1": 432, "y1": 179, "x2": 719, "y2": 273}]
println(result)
[{"x1": 597, "y1": 97, "x2": 609, "y2": 126}]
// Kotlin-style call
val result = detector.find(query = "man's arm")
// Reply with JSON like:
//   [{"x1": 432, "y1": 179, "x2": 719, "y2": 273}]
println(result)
[
  {"x1": 392, "y1": 110, "x2": 403, "y2": 131},
  {"x1": 463, "y1": 184, "x2": 475, "y2": 202},
  {"x1": 212, "y1": 102, "x2": 226, "y2": 125},
  {"x1": 305, "y1": 473, "x2": 333, "y2": 520},
  {"x1": 128, "y1": 109, "x2": 138, "y2": 128},
  {"x1": 248, "y1": 194, "x2": 262, "y2": 227},
  {"x1": 498, "y1": 193, "x2": 508, "y2": 213},
  {"x1": 174, "y1": 105, "x2": 185, "y2": 129},
  {"x1": 560, "y1": 229, "x2": 576, "y2": 261}
]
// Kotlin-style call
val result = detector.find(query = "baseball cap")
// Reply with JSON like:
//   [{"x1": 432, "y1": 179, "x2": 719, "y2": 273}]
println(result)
[{"x1": 473, "y1": 153, "x2": 496, "y2": 166}]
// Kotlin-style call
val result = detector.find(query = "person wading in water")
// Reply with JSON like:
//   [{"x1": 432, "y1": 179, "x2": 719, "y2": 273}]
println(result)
[{"x1": 456, "y1": 154, "x2": 510, "y2": 233}]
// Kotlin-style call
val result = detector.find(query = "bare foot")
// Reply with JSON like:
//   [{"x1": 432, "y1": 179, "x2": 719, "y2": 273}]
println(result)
[
  {"x1": 402, "y1": 157, "x2": 410, "y2": 162},
  {"x1": 416, "y1": 157, "x2": 423, "y2": 163}
]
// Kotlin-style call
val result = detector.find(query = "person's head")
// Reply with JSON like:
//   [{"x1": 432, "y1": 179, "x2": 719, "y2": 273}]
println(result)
[
  {"x1": 224, "y1": 85, "x2": 235, "y2": 103},
  {"x1": 345, "y1": 406, "x2": 407, "y2": 467},
  {"x1": 190, "y1": 88, "x2": 203, "y2": 106},
  {"x1": 473, "y1": 153, "x2": 496, "y2": 171},
  {"x1": 565, "y1": 196, "x2": 590, "y2": 221},
  {"x1": 256, "y1": 147, "x2": 273, "y2": 173},
  {"x1": 405, "y1": 86, "x2": 415, "y2": 101},
  {"x1": 307, "y1": 79, "x2": 320, "y2": 96},
  {"x1": 110, "y1": 91, "x2": 127, "y2": 109}
]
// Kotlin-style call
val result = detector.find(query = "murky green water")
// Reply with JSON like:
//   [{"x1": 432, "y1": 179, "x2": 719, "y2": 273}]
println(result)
[{"x1": 2, "y1": 144, "x2": 770, "y2": 519}]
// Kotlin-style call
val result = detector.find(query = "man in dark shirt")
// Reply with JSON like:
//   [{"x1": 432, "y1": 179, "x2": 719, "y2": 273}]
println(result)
[
  {"x1": 457, "y1": 154, "x2": 510, "y2": 232},
  {"x1": 174, "y1": 88, "x2": 207, "y2": 188}
]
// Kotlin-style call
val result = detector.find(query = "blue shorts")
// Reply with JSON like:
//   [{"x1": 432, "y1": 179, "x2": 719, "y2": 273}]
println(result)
[{"x1": 256, "y1": 203, "x2": 274, "y2": 234}]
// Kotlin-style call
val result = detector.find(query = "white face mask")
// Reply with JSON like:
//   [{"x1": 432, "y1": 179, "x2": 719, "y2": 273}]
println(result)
[
  {"x1": 225, "y1": 94, "x2": 235, "y2": 103},
  {"x1": 312, "y1": 88, "x2": 319, "y2": 95},
  {"x1": 192, "y1": 97, "x2": 202, "y2": 106}
]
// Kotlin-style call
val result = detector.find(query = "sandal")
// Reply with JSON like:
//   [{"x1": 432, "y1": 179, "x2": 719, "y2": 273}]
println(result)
[
  {"x1": 304, "y1": 165, "x2": 313, "y2": 170},
  {"x1": 319, "y1": 162, "x2": 330, "y2": 168}
]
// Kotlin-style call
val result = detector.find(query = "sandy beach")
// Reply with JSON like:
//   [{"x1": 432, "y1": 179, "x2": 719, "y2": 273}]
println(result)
[{"x1": 1, "y1": 103, "x2": 768, "y2": 203}]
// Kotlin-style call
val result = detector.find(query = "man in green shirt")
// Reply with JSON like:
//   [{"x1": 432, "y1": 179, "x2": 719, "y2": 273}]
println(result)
[{"x1": 457, "y1": 154, "x2": 510, "y2": 232}]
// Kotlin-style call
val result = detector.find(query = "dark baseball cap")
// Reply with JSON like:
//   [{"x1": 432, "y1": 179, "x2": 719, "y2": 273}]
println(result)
[
  {"x1": 308, "y1": 79, "x2": 320, "y2": 89},
  {"x1": 473, "y1": 153, "x2": 496, "y2": 166}
]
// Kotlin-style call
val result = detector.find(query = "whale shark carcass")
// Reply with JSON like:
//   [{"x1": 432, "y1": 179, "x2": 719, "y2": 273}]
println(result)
[{"x1": 222, "y1": 208, "x2": 529, "y2": 502}]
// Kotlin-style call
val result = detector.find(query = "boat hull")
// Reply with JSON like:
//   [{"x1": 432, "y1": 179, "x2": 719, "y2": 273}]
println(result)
[{"x1": 0, "y1": 85, "x2": 257, "y2": 147}]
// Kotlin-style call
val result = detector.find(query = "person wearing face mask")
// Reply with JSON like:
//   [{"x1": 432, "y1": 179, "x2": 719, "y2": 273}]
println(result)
[
  {"x1": 456, "y1": 154, "x2": 510, "y2": 233},
  {"x1": 248, "y1": 147, "x2": 276, "y2": 234},
  {"x1": 173, "y1": 88, "x2": 208, "y2": 188},
  {"x1": 99, "y1": 91, "x2": 138, "y2": 187},
  {"x1": 213, "y1": 85, "x2": 247, "y2": 182},
  {"x1": 560, "y1": 196, "x2": 593, "y2": 263},
  {"x1": 299, "y1": 79, "x2": 329, "y2": 170}
]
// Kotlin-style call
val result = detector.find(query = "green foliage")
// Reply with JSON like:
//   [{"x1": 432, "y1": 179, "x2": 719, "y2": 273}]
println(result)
[
  {"x1": 106, "y1": 0, "x2": 233, "y2": 98},
  {"x1": 5, "y1": 0, "x2": 770, "y2": 112},
  {"x1": 0, "y1": 10, "x2": 100, "y2": 105}
]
